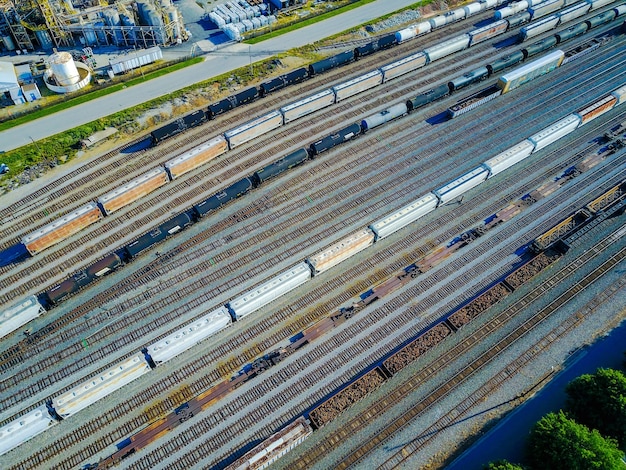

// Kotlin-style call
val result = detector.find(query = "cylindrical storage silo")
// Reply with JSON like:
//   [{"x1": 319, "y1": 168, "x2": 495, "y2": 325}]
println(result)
[
  {"x1": 49, "y1": 51, "x2": 80, "y2": 86},
  {"x1": 2, "y1": 35, "x2": 16, "y2": 50},
  {"x1": 35, "y1": 30, "x2": 53, "y2": 49},
  {"x1": 120, "y1": 14, "x2": 137, "y2": 44},
  {"x1": 167, "y1": 8, "x2": 181, "y2": 39},
  {"x1": 94, "y1": 21, "x2": 107, "y2": 44},
  {"x1": 103, "y1": 9, "x2": 124, "y2": 45}
]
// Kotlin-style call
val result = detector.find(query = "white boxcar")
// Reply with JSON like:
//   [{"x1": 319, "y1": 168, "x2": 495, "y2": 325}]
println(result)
[
  {"x1": 280, "y1": 89, "x2": 335, "y2": 124},
  {"x1": 225, "y1": 110, "x2": 283, "y2": 149},
  {"x1": 361, "y1": 103, "x2": 408, "y2": 131},
  {"x1": 0, "y1": 405, "x2": 56, "y2": 456},
  {"x1": 332, "y1": 70, "x2": 383, "y2": 102},
  {"x1": 484, "y1": 140, "x2": 535, "y2": 177},
  {"x1": 433, "y1": 166, "x2": 489, "y2": 205},
  {"x1": 557, "y1": 1, "x2": 591, "y2": 23},
  {"x1": 395, "y1": 22, "x2": 431, "y2": 42},
  {"x1": 464, "y1": 2, "x2": 484, "y2": 16},
  {"x1": 147, "y1": 307, "x2": 231, "y2": 365},
  {"x1": 575, "y1": 95, "x2": 616, "y2": 125},
  {"x1": 165, "y1": 136, "x2": 228, "y2": 179},
  {"x1": 611, "y1": 84, "x2": 626, "y2": 105},
  {"x1": 98, "y1": 167, "x2": 169, "y2": 215},
  {"x1": 0, "y1": 295, "x2": 45, "y2": 339},
  {"x1": 52, "y1": 354, "x2": 150, "y2": 418},
  {"x1": 380, "y1": 52, "x2": 427, "y2": 82},
  {"x1": 588, "y1": 0, "x2": 613, "y2": 10},
  {"x1": 369, "y1": 193, "x2": 438, "y2": 240},
  {"x1": 498, "y1": 50, "x2": 564, "y2": 93},
  {"x1": 229, "y1": 262, "x2": 311, "y2": 318},
  {"x1": 529, "y1": 0, "x2": 565, "y2": 19},
  {"x1": 307, "y1": 229, "x2": 375, "y2": 274},
  {"x1": 528, "y1": 114, "x2": 581, "y2": 151},
  {"x1": 520, "y1": 15, "x2": 560, "y2": 40},
  {"x1": 424, "y1": 34, "x2": 470, "y2": 63}
]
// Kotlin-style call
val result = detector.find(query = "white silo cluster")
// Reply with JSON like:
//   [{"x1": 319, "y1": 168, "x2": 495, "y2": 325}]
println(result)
[
  {"x1": 43, "y1": 51, "x2": 91, "y2": 94},
  {"x1": 209, "y1": 1, "x2": 276, "y2": 42},
  {"x1": 137, "y1": 1, "x2": 166, "y2": 44}
]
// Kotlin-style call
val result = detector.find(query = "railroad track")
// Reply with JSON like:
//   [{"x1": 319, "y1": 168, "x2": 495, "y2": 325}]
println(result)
[
  {"x1": 132, "y1": 173, "x2": 626, "y2": 470},
  {"x1": 378, "y1": 259, "x2": 626, "y2": 470},
  {"x1": 1, "y1": 26, "x2": 624, "y2": 470},
  {"x1": 19, "y1": 158, "x2": 625, "y2": 470},
  {"x1": 2, "y1": 102, "x2": 624, "y2": 423},
  {"x1": 0, "y1": 11, "x2": 608, "y2": 260},
  {"x1": 4, "y1": 40, "x2": 623, "y2": 358},
  {"x1": 0, "y1": 8, "x2": 498, "y2": 243},
  {"x1": 289, "y1": 221, "x2": 626, "y2": 470},
  {"x1": 1, "y1": 12, "x2": 618, "y2": 297}
]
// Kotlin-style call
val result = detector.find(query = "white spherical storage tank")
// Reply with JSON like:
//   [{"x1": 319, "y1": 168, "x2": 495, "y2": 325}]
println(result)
[{"x1": 49, "y1": 51, "x2": 80, "y2": 86}]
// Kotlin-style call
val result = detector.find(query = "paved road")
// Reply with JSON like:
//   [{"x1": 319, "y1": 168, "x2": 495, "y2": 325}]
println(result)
[{"x1": 0, "y1": 0, "x2": 416, "y2": 153}]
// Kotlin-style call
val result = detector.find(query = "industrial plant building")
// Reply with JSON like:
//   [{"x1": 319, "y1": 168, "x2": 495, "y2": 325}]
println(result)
[{"x1": 0, "y1": 0, "x2": 188, "y2": 53}]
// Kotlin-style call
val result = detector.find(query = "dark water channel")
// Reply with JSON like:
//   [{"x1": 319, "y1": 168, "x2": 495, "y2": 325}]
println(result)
[{"x1": 445, "y1": 319, "x2": 626, "y2": 470}]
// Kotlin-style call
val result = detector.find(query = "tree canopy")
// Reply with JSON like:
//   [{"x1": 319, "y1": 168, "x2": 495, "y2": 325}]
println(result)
[
  {"x1": 527, "y1": 410, "x2": 624, "y2": 470},
  {"x1": 483, "y1": 459, "x2": 525, "y2": 470},
  {"x1": 565, "y1": 367, "x2": 626, "y2": 449}
]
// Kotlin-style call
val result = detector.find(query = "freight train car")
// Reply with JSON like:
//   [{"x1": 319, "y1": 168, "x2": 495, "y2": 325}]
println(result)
[
  {"x1": 280, "y1": 89, "x2": 336, "y2": 124},
  {"x1": 468, "y1": 19, "x2": 509, "y2": 45},
  {"x1": 528, "y1": 114, "x2": 581, "y2": 150},
  {"x1": 380, "y1": 52, "x2": 427, "y2": 82},
  {"x1": 497, "y1": 50, "x2": 564, "y2": 93},
  {"x1": 51, "y1": 355, "x2": 151, "y2": 418},
  {"x1": 124, "y1": 213, "x2": 192, "y2": 259},
  {"x1": 207, "y1": 87, "x2": 259, "y2": 119},
  {"x1": 146, "y1": 307, "x2": 232, "y2": 365},
  {"x1": 150, "y1": 110, "x2": 207, "y2": 145},
  {"x1": 406, "y1": 84, "x2": 450, "y2": 111},
  {"x1": 164, "y1": 136, "x2": 229, "y2": 180},
  {"x1": 433, "y1": 166, "x2": 490, "y2": 205},
  {"x1": 306, "y1": 229, "x2": 375, "y2": 274},
  {"x1": 21, "y1": 203, "x2": 103, "y2": 256},
  {"x1": 193, "y1": 177, "x2": 254, "y2": 218},
  {"x1": 369, "y1": 194, "x2": 438, "y2": 240},
  {"x1": 224, "y1": 110, "x2": 283, "y2": 149},
  {"x1": 0, "y1": 295, "x2": 45, "y2": 339},
  {"x1": 0, "y1": 405, "x2": 57, "y2": 457},
  {"x1": 259, "y1": 68, "x2": 308, "y2": 96},
  {"x1": 309, "y1": 123, "x2": 361, "y2": 156},
  {"x1": 45, "y1": 253, "x2": 122, "y2": 304},
  {"x1": 332, "y1": 70, "x2": 383, "y2": 101},
  {"x1": 424, "y1": 34, "x2": 470, "y2": 63},
  {"x1": 308, "y1": 50, "x2": 355, "y2": 76},
  {"x1": 253, "y1": 148, "x2": 310, "y2": 184},
  {"x1": 354, "y1": 33, "x2": 397, "y2": 59},
  {"x1": 224, "y1": 417, "x2": 313, "y2": 470},
  {"x1": 361, "y1": 103, "x2": 408, "y2": 131},
  {"x1": 97, "y1": 168, "x2": 169, "y2": 216},
  {"x1": 228, "y1": 262, "x2": 312, "y2": 319},
  {"x1": 520, "y1": 15, "x2": 561, "y2": 40}
]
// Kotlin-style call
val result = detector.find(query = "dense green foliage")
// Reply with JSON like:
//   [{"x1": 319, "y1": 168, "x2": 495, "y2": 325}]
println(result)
[
  {"x1": 483, "y1": 459, "x2": 525, "y2": 470},
  {"x1": 527, "y1": 411, "x2": 624, "y2": 470},
  {"x1": 566, "y1": 368, "x2": 626, "y2": 449}
]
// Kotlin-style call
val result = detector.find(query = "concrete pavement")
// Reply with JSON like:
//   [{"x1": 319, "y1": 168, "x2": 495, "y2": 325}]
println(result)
[{"x1": 0, "y1": 0, "x2": 417, "y2": 153}]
